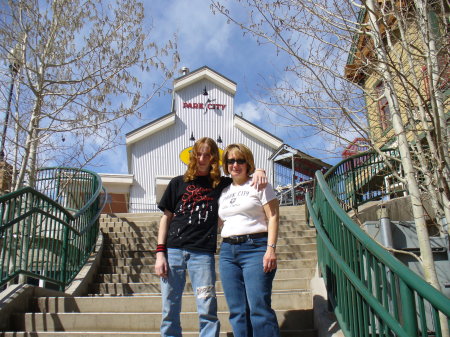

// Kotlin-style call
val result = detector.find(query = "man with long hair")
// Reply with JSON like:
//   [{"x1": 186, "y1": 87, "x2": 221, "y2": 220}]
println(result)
[{"x1": 155, "y1": 137, "x2": 267, "y2": 337}]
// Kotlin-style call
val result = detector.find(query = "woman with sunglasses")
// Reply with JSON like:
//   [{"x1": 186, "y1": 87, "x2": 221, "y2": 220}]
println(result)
[
  {"x1": 218, "y1": 143, "x2": 280, "y2": 337},
  {"x1": 155, "y1": 138, "x2": 268, "y2": 337}
]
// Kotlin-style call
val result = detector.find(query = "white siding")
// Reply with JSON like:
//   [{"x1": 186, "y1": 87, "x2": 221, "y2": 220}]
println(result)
[{"x1": 128, "y1": 74, "x2": 278, "y2": 212}]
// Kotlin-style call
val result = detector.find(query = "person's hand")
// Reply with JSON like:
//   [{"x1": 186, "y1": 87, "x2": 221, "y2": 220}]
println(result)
[
  {"x1": 155, "y1": 252, "x2": 168, "y2": 278},
  {"x1": 263, "y1": 248, "x2": 277, "y2": 273},
  {"x1": 251, "y1": 169, "x2": 268, "y2": 191}
]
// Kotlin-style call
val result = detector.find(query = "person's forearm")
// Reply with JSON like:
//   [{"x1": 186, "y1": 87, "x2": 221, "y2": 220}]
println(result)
[
  {"x1": 265, "y1": 199, "x2": 279, "y2": 247},
  {"x1": 267, "y1": 217, "x2": 279, "y2": 247},
  {"x1": 157, "y1": 210, "x2": 173, "y2": 245}
]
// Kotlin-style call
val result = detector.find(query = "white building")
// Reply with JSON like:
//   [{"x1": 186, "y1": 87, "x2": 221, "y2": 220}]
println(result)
[{"x1": 100, "y1": 66, "x2": 329, "y2": 213}]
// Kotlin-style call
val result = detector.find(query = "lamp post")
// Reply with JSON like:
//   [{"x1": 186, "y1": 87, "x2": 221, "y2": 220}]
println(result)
[{"x1": 0, "y1": 48, "x2": 21, "y2": 161}]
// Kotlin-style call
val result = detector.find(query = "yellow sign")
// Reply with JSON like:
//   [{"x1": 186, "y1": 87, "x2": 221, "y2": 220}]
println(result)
[{"x1": 180, "y1": 146, "x2": 223, "y2": 166}]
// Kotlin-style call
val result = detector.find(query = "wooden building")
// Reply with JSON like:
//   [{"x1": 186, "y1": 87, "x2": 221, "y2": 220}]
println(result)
[{"x1": 100, "y1": 66, "x2": 329, "y2": 213}]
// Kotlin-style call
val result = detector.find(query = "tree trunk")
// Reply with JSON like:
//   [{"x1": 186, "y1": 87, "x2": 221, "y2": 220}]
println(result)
[{"x1": 366, "y1": 0, "x2": 448, "y2": 334}]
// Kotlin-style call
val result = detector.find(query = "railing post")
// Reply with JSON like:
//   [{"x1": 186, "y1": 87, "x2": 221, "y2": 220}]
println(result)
[
  {"x1": 350, "y1": 159, "x2": 358, "y2": 210},
  {"x1": 59, "y1": 225, "x2": 69, "y2": 291},
  {"x1": 291, "y1": 153, "x2": 296, "y2": 206},
  {"x1": 399, "y1": 279, "x2": 418, "y2": 336},
  {"x1": 19, "y1": 192, "x2": 33, "y2": 284}
]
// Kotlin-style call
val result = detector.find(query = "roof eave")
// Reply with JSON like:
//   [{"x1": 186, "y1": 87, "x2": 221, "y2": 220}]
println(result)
[{"x1": 233, "y1": 115, "x2": 283, "y2": 149}]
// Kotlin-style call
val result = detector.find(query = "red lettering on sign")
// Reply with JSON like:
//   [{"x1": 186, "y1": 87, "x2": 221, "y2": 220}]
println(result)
[
  {"x1": 207, "y1": 104, "x2": 227, "y2": 110},
  {"x1": 183, "y1": 102, "x2": 226, "y2": 110}
]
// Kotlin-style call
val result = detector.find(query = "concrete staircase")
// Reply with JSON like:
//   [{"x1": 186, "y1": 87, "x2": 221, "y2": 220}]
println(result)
[{"x1": 2, "y1": 205, "x2": 318, "y2": 336}]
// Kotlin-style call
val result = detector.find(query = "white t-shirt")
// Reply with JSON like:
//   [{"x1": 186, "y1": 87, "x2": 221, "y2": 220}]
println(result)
[{"x1": 218, "y1": 179, "x2": 277, "y2": 237}]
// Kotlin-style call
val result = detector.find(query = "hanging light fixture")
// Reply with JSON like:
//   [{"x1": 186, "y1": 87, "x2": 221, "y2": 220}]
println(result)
[
  {"x1": 202, "y1": 86, "x2": 208, "y2": 96},
  {"x1": 189, "y1": 132, "x2": 195, "y2": 141},
  {"x1": 217, "y1": 135, "x2": 223, "y2": 144}
]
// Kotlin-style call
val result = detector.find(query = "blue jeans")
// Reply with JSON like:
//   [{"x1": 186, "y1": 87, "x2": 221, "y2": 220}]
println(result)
[
  {"x1": 160, "y1": 248, "x2": 220, "y2": 337},
  {"x1": 219, "y1": 237, "x2": 280, "y2": 337}
]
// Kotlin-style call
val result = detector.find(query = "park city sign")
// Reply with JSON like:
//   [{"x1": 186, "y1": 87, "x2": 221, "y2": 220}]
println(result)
[{"x1": 183, "y1": 102, "x2": 226, "y2": 110}]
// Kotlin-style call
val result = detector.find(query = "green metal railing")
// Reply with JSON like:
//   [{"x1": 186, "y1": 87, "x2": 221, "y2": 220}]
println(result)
[
  {"x1": 325, "y1": 149, "x2": 403, "y2": 211},
  {"x1": 306, "y1": 151, "x2": 450, "y2": 337},
  {"x1": 0, "y1": 167, "x2": 106, "y2": 291}
]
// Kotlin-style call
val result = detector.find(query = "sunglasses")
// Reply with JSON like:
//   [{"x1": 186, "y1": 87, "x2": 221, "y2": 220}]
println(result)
[{"x1": 226, "y1": 158, "x2": 246, "y2": 165}]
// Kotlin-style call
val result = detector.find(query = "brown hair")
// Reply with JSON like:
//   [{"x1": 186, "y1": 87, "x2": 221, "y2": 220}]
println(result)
[
  {"x1": 222, "y1": 143, "x2": 255, "y2": 176},
  {"x1": 183, "y1": 137, "x2": 221, "y2": 188}
]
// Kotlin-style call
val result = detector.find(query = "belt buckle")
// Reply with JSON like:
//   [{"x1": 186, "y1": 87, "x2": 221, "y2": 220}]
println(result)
[{"x1": 229, "y1": 235, "x2": 245, "y2": 243}]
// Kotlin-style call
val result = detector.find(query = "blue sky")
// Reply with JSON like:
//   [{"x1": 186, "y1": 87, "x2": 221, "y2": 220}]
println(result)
[{"x1": 97, "y1": 0, "x2": 343, "y2": 174}]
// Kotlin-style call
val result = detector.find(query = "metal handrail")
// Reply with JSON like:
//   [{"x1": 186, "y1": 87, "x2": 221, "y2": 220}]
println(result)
[
  {"x1": 0, "y1": 167, "x2": 106, "y2": 291},
  {"x1": 306, "y1": 151, "x2": 450, "y2": 336},
  {"x1": 276, "y1": 179, "x2": 314, "y2": 206},
  {"x1": 323, "y1": 148, "x2": 404, "y2": 211}
]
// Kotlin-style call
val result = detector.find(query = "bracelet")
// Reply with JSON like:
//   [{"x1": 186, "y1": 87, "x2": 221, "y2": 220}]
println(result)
[
  {"x1": 267, "y1": 243, "x2": 276, "y2": 249},
  {"x1": 156, "y1": 244, "x2": 167, "y2": 253}
]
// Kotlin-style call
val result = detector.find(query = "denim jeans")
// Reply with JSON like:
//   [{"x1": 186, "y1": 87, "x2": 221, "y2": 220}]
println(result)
[
  {"x1": 219, "y1": 237, "x2": 280, "y2": 337},
  {"x1": 160, "y1": 248, "x2": 220, "y2": 337}
]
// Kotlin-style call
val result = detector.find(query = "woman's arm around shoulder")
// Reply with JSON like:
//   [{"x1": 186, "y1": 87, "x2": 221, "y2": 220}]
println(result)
[{"x1": 250, "y1": 168, "x2": 268, "y2": 190}]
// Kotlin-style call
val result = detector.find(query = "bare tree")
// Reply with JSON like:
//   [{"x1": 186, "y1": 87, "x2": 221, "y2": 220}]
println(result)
[
  {"x1": 0, "y1": 0, "x2": 179, "y2": 188},
  {"x1": 211, "y1": 0, "x2": 449, "y2": 300}
]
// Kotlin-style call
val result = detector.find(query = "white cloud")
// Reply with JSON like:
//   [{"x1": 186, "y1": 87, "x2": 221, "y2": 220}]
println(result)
[
  {"x1": 98, "y1": 145, "x2": 128, "y2": 174},
  {"x1": 147, "y1": 0, "x2": 234, "y2": 66},
  {"x1": 86, "y1": 0, "x2": 348, "y2": 173},
  {"x1": 235, "y1": 101, "x2": 263, "y2": 123}
]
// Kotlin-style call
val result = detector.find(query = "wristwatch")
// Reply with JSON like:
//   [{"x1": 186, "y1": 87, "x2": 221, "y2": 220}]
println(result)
[{"x1": 267, "y1": 243, "x2": 276, "y2": 248}]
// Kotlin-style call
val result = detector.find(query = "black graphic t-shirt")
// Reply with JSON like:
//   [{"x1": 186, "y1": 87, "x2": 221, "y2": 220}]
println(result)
[{"x1": 158, "y1": 175, "x2": 231, "y2": 253}]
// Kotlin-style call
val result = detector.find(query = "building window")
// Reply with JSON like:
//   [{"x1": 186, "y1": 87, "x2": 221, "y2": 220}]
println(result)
[
  {"x1": 437, "y1": 42, "x2": 449, "y2": 90},
  {"x1": 421, "y1": 25, "x2": 449, "y2": 95},
  {"x1": 422, "y1": 56, "x2": 449, "y2": 97},
  {"x1": 375, "y1": 81, "x2": 391, "y2": 131}
]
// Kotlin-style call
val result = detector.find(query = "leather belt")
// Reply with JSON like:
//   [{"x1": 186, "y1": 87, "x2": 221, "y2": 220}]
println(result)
[{"x1": 222, "y1": 232, "x2": 268, "y2": 244}]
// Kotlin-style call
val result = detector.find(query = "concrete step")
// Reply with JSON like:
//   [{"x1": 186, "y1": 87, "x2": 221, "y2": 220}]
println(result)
[
  {"x1": 99, "y1": 215, "x2": 307, "y2": 229},
  {"x1": 102, "y1": 236, "x2": 316, "y2": 245},
  {"x1": 101, "y1": 242, "x2": 317, "y2": 255},
  {"x1": 100, "y1": 207, "x2": 306, "y2": 221},
  {"x1": 100, "y1": 249, "x2": 317, "y2": 260},
  {"x1": 100, "y1": 215, "x2": 307, "y2": 224},
  {"x1": 97, "y1": 258, "x2": 317, "y2": 275},
  {"x1": 100, "y1": 225, "x2": 312, "y2": 236},
  {"x1": 89, "y1": 278, "x2": 310, "y2": 295},
  {"x1": 100, "y1": 222, "x2": 159, "y2": 229},
  {"x1": 33, "y1": 291, "x2": 312, "y2": 313},
  {"x1": 101, "y1": 228, "x2": 315, "y2": 240},
  {"x1": 0, "y1": 329, "x2": 317, "y2": 337},
  {"x1": 100, "y1": 214, "x2": 162, "y2": 222},
  {"x1": 98, "y1": 256, "x2": 317, "y2": 269},
  {"x1": 11, "y1": 309, "x2": 315, "y2": 332},
  {"x1": 5, "y1": 205, "x2": 318, "y2": 337},
  {"x1": 95, "y1": 267, "x2": 316, "y2": 281},
  {"x1": 1, "y1": 330, "x2": 317, "y2": 337}
]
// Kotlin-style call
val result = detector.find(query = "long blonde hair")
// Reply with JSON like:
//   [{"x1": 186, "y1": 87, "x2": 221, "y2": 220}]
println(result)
[{"x1": 183, "y1": 137, "x2": 221, "y2": 188}]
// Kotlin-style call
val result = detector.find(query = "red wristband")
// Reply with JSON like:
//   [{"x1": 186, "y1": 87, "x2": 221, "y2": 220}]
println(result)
[{"x1": 156, "y1": 244, "x2": 167, "y2": 253}]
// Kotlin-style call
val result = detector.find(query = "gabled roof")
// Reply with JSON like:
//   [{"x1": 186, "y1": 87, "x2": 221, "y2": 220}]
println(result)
[
  {"x1": 174, "y1": 66, "x2": 237, "y2": 95},
  {"x1": 345, "y1": 2, "x2": 407, "y2": 83},
  {"x1": 233, "y1": 114, "x2": 283, "y2": 149},
  {"x1": 269, "y1": 144, "x2": 331, "y2": 176},
  {"x1": 125, "y1": 112, "x2": 176, "y2": 146}
]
